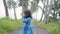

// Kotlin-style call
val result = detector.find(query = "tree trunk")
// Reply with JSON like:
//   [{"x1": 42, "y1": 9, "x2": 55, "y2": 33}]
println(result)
[
  {"x1": 43, "y1": 0, "x2": 49, "y2": 24},
  {"x1": 3, "y1": 0, "x2": 9, "y2": 17},
  {"x1": 40, "y1": 9, "x2": 44, "y2": 21},
  {"x1": 13, "y1": 7, "x2": 17, "y2": 19}
]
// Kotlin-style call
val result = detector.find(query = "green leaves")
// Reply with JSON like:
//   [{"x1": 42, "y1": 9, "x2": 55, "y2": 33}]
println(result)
[
  {"x1": 52, "y1": 0, "x2": 60, "y2": 10},
  {"x1": 19, "y1": 0, "x2": 29, "y2": 10},
  {"x1": 7, "y1": 0, "x2": 17, "y2": 9},
  {"x1": 30, "y1": 2, "x2": 37, "y2": 12}
]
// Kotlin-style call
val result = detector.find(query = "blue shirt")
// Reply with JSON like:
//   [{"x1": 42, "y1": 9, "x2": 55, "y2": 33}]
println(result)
[
  {"x1": 20, "y1": 16, "x2": 34, "y2": 34},
  {"x1": 22, "y1": 16, "x2": 32, "y2": 25},
  {"x1": 22, "y1": 16, "x2": 32, "y2": 31}
]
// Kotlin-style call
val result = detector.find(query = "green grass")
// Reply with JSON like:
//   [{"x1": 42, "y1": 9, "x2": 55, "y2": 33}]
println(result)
[
  {"x1": 0, "y1": 17, "x2": 23, "y2": 34},
  {"x1": 33, "y1": 20, "x2": 60, "y2": 34}
]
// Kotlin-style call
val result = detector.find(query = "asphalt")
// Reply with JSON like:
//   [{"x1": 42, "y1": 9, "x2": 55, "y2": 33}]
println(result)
[{"x1": 10, "y1": 23, "x2": 51, "y2": 34}]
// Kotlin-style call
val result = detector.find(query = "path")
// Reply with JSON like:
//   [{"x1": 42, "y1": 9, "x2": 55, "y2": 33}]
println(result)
[
  {"x1": 32, "y1": 23, "x2": 51, "y2": 34},
  {"x1": 10, "y1": 23, "x2": 51, "y2": 34}
]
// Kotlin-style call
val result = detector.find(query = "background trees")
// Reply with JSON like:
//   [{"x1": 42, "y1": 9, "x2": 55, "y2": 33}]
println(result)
[
  {"x1": 7, "y1": 0, "x2": 17, "y2": 19},
  {"x1": 40, "y1": 0, "x2": 60, "y2": 23},
  {"x1": 2, "y1": 0, "x2": 60, "y2": 23},
  {"x1": 1, "y1": 0, "x2": 60, "y2": 34}
]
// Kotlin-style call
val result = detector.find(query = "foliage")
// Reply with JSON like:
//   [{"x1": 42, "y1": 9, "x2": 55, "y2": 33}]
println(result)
[
  {"x1": 0, "y1": 17, "x2": 23, "y2": 34},
  {"x1": 7, "y1": 0, "x2": 17, "y2": 19},
  {"x1": 30, "y1": 0, "x2": 39, "y2": 13},
  {"x1": 51, "y1": 0, "x2": 60, "y2": 18},
  {"x1": 30, "y1": 2, "x2": 37, "y2": 13},
  {"x1": 52, "y1": 0, "x2": 60, "y2": 10},
  {"x1": 7, "y1": 0, "x2": 17, "y2": 9},
  {"x1": 19, "y1": 0, "x2": 29, "y2": 10},
  {"x1": 49, "y1": 17, "x2": 58, "y2": 23},
  {"x1": 0, "y1": 29, "x2": 9, "y2": 34}
]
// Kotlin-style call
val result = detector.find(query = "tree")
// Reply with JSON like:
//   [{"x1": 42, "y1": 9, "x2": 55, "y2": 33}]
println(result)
[
  {"x1": 30, "y1": 1, "x2": 37, "y2": 13},
  {"x1": 30, "y1": 0, "x2": 39, "y2": 13},
  {"x1": 3, "y1": 0, "x2": 9, "y2": 17},
  {"x1": 7, "y1": 0, "x2": 17, "y2": 19},
  {"x1": 40, "y1": 0, "x2": 60, "y2": 23},
  {"x1": 19, "y1": 0, "x2": 29, "y2": 11},
  {"x1": 41, "y1": 0, "x2": 52, "y2": 23},
  {"x1": 51, "y1": 0, "x2": 60, "y2": 19},
  {"x1": 40, "y1": 0, "x2": 44, "y2": 21}
]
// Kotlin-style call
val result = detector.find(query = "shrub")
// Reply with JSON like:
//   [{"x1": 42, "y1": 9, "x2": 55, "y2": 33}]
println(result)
[
  {"x1": 0, "y1": 28, "x2": 9, "y2": 34},
  {"x1": 0, "y1": 18, "x2": 23, "y2": 34}
]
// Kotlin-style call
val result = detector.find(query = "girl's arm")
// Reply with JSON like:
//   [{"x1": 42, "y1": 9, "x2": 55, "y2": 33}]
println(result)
[{"x1": 22, "y1": 16, "x2": 31, "y2": 23}]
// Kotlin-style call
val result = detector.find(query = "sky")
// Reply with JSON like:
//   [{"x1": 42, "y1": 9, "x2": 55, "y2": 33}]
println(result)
[
  {"x1": 0, "y1": 0, "x2": 43, "y2": 20},
  {"x1": 0, "y1": 0, "x2": 6, "y2": 18}
]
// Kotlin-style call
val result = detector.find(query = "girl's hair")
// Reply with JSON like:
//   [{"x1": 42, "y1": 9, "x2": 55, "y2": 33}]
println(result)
[{"x1": 23, "y1": 10, "x2": 32, "y2": 19}]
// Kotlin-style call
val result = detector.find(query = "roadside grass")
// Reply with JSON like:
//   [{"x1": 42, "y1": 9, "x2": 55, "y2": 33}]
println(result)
[
  {"x1": 0, "y1": 17, "x2": 23, "y2": 34},
  {"x1": 33, "y1": 20, "x2": 60, "y2": 34}
]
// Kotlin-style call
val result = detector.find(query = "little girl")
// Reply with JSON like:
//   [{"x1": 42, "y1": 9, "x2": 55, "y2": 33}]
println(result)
[{"x1": 20, "y1": 10, "x2": 34, "y2": 34}]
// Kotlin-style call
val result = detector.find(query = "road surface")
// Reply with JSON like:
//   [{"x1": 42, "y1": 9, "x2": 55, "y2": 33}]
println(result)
[{"x1": 10, "y1": 23, "x2": 51, "y2": 34}]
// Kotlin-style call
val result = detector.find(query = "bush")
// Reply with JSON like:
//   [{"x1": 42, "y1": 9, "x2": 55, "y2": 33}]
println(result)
[
  {"x1": 0, "y1": 18, "x2": 23, "y2": 34},
  {"x1": 0, "y1": 28, "x2": 9, "y2": 34}
]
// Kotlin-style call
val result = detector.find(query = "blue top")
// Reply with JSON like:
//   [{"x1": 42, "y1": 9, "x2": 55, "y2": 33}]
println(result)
[
  {"x1": 22, "y1": 16, "x2": 32, "y2": 25},
  {"x1": 20, "y1": 16, "x2": 34, "y2": 34},
  {"x1": 22, "y1": 16, "x2": 32, "y2": 31}
]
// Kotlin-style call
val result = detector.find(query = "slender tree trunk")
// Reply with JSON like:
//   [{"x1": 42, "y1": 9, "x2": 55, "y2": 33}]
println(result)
[
  {"x1": 53, "y1": 10, "x2": 56, "y2": 22},
  {"x1": 3, "y1": 0, "x2": 9, "y2": 16},
  {"x1": 40, "y1": 0, "x2": 44, "y2": 21},
  {"x1": 43, "y1": 0, "x2": 49, "y2": 24},
  {"x1": 40, "y1": 9, "x2": 44, "y2": 21},
  {"x1": 13, "y1": 7, "x2": 17, "y2": 19}
]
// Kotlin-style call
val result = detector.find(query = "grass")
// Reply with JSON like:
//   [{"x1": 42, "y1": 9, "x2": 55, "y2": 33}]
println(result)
[
  {"x1": 33, "y1": 20, "x2": 60, "y2": 34},
  {"x1": 0, "y1": 17, "x2": 23, "y2": 34}
]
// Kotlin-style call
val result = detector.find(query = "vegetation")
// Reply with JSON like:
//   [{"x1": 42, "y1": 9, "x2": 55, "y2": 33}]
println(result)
[
  {"x1": 19, "y1": 0, "x2": 29, "y2": 10},
  {"x1": 1, "y1": 0, "x2": 60, "y2": 34},
  {"x1": 0, "y1": 17, "x2": 23, "y2": 34},
  {"x1": 33, "y1": 19, "x2": 60, "y2": 34},
  {"x1": 7, "y1": 0, "x2": 17, "y2": 19},
  {"x1": 40, "y1": 0, "x2": 60, "y2": 23}
]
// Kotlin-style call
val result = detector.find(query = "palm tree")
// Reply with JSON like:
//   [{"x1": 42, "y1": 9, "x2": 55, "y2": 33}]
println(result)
[{"x1": 3, "y1": 0, "x2": 9, "y2": 17}]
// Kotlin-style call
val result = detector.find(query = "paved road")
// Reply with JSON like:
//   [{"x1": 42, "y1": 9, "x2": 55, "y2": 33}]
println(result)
[
  {"x1": 32, "y1": 23, "x2": 51, "y2": 34},
  {"x1": 10, "y1": 23, "x2": 51, "y2": 34}
]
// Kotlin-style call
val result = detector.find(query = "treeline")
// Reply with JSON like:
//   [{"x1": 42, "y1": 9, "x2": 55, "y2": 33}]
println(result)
[{"x1": 3, "y1": 0, "x2": 60, "y2": 23}]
